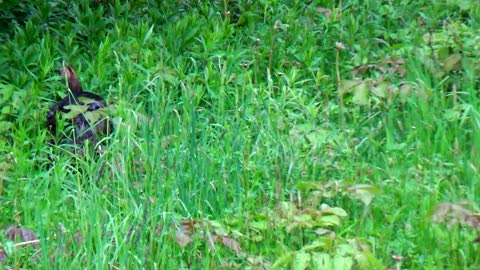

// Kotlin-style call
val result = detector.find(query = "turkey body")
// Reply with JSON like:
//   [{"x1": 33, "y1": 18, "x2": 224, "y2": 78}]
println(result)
[{"x1": 47, "y1": 67, "x2": 112, "y2": 146}]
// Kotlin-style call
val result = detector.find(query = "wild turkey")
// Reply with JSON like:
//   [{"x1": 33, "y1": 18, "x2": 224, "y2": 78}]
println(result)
[{"x1": 46, "y1": 66, "x2": 112, "y2": 147}]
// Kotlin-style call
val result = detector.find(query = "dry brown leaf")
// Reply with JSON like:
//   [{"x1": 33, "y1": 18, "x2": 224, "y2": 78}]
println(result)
[
  {"x1": 74, "y1": 231, "x2": 83, "y2": 246},
  {"x1": 316, "y1": 7, "x2": 332, "y2": 19},
  {"x1": 175, "y1": 229, "x2": 192, "y2": 248},
  {"x1": 352, "y1": 64, "x2": 386, "y2": 77},
  {"x1": 431, "y1": 202, "x2": 480, "y2": 229},
  {"x1": 0, "y1": 248, "x2": 6, "y2": 263},
  {"x1": 204, "y1": 232, "x2": 216, "y2": 252},
  {"x1": 443, "y1": 53, "x2": 462, "y2": 72},
  {"x1": 5, "y1": 226, "x2": 39, "y2": 249},
  {"x1": 216, "y1": 234, "x2": 242, "y2": 255}
]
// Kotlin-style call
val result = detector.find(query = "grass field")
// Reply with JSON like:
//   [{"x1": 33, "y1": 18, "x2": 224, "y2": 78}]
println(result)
[{"x1": 1, "y1": 1, "x2": 479, "y2": 269}]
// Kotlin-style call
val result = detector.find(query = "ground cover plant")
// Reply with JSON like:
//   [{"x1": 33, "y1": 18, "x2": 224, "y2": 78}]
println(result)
[{"x1": 0, "y1": 0, "x2": 479, "y2": 269}]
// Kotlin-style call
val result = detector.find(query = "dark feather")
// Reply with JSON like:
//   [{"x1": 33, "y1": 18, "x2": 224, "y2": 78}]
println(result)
[{"x1": 47, "y1": 66, "x2": 113, "y2": 147}]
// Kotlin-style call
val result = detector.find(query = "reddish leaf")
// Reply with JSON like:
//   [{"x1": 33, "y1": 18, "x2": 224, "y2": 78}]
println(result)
[
  {"x1": 216, "y1": 235, "x2": 242, "y2": 255},
  {"x1": 431, "y1": 202, "x2": 480, "y2": 229},
  {"x1": 0, "y1": 248, "x2": 6, "y2": 263},
  {"x1": 316, "y1": 7, "x2": 332, "y2": 19},
  {"x1": 74, "y1": 231, "x2": 84, "y2": 246},
  {"x1": 175, "y1": 229, "x2": 192, "y2": 248},
  {"x1": 5, "y1": 226, "x2": 39, "y2": 249}
]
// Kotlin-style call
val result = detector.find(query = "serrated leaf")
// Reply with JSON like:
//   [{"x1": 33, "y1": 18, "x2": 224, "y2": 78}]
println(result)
[{"x1": 293, "y1": 251, "x2": 311, "y2": 270}]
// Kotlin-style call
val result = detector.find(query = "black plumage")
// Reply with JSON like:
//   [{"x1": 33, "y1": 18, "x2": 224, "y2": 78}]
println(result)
[{"x1": 47, "y1": 66, "x2": 112, "y2": 146}]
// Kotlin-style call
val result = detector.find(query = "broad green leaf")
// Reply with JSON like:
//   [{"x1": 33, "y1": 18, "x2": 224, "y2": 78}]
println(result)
[
  {"x1": 352, "y1": 81, "x2": 370, "y2": 105},
  {"x1": 444, "y1": 109, "x2": 461, "y2": 122},
  {"x1": 77, "y1": 96, "x2": 101, "y2": 104},
  {"x1": 3, "y1": 240, "x2": 15, "y2": 256},
  {"x1": 333, "y1": 254, "x2": 354, "y2": 270},
  {"x1": 278, "y1": 201, "x2": 297, "y2": 219},
  {"x1": 84, "y1": 111, "x2": 103, "y2": 124},
  {"x1": 355, "y1": 251, "x2": 384, "y2": 270},
  {"x1": 348, "y1": 184, "x2": 381, "y2": 193},
  {"x1": 317, "y1": 214, "x2": 341, "y2": 227},
  {"x1": 443, "y1": 53, "x2": 462, "y2": 72},
  {"x1": 63, "y1": 104, "x2": 89, "y2": 119},
  {"x1": 0, "y1": 83, "x2": 15, "y2": 102},
  {"x1": 271, "y1": 252, "x2": 294, "y2": 269},
  {"x1": 0, "y1": 121, "x2": 14, "y2": 133},
  {"x1": 293, "y1": 251, "x2": 311, "y2": 270},
  {"x1": 306, "y1": 129, "x2": 329, "y2": 146},
  {"x1": 311, "y1": 252, "x2": 332, "y2": 269},
  {"x1": 293, "y1": 214, "x2": 314, "y2": 225},
  {"x1": 320, "y1": 204, "x2": 348, "y2": 217},
  {"x1": 370, "y1": 82, "x2": 389, "y2": 98},
  {"x1": 296, "y1": 181, "x2": 325, "y2": 191},
  {"x1": 336, "y1": 243, "x2": 356, "y2": 256},
  {"x1": 1, "y1": 104, "x2": 12, "y2": 118},
  {"x1": 302, "y1": 238, "x2": 334, "y2": 252},
  {"x1": 248, "y1": 221, "x2": 268, "y2": 231},
  {"x1": 338, "y1": 79, "x2": 362, "y2": 96},
  {"x1": 347, "y1": 185, "x2": 381, "y2": 206}
]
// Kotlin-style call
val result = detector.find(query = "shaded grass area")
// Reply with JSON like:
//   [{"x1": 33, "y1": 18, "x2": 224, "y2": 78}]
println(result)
[{"x1": 1, "y1": 0, "x2": 479, "y2": 268}]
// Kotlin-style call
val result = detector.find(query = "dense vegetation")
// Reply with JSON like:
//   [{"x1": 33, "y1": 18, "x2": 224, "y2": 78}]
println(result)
[{"x1": 1, "y1": 1, "x2": 479, "y2": 269}]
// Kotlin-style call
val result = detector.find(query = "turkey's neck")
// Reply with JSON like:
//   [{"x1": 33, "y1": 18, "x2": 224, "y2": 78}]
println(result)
[{"x1": 68, "y1": 75, "x2": 83, "y2": 95}]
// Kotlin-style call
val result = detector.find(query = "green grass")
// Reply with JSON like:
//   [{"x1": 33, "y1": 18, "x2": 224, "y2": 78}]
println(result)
[{"x1": 1, "y1": 0, "x2": 479, "y2": 269}]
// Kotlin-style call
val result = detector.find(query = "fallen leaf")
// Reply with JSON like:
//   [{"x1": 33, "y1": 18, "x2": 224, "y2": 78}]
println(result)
[
  {"x1": 370, "y1": 81, "x2": 390, "y2": 98},
  {"x1": 443, "y1": 53, "x2": 462, "y2": 72},
  {"x1": 316, "y1": 7, "x2": 332, "y2": 19},
  {"x1": 431, "y1": 202, "x2": 480, "y2": 229},
  {"x1": 0, "y1": 247, "x2": 6, "y2": 263},
  {"x1": 338, "y1": 79, "x2": 363, "y2": 96},
  {"x1": 346, "y1": 184, "x2": 381, "y2": 206},
  {"x1": 216, "y1": 234, "x2": 242, "y2": 255},
  {"x1": 5, "y1": 226, "x2": 39, "y2": 249},
  {"x1": 320, "y1": 204, "x2": 348, "y2": 217},
  {"x1": 175, "y1": 229, "x2": 192, "y2": 248},
  {"x1": 351, "y1": 81, "x2": 370, "y2": 105}
]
